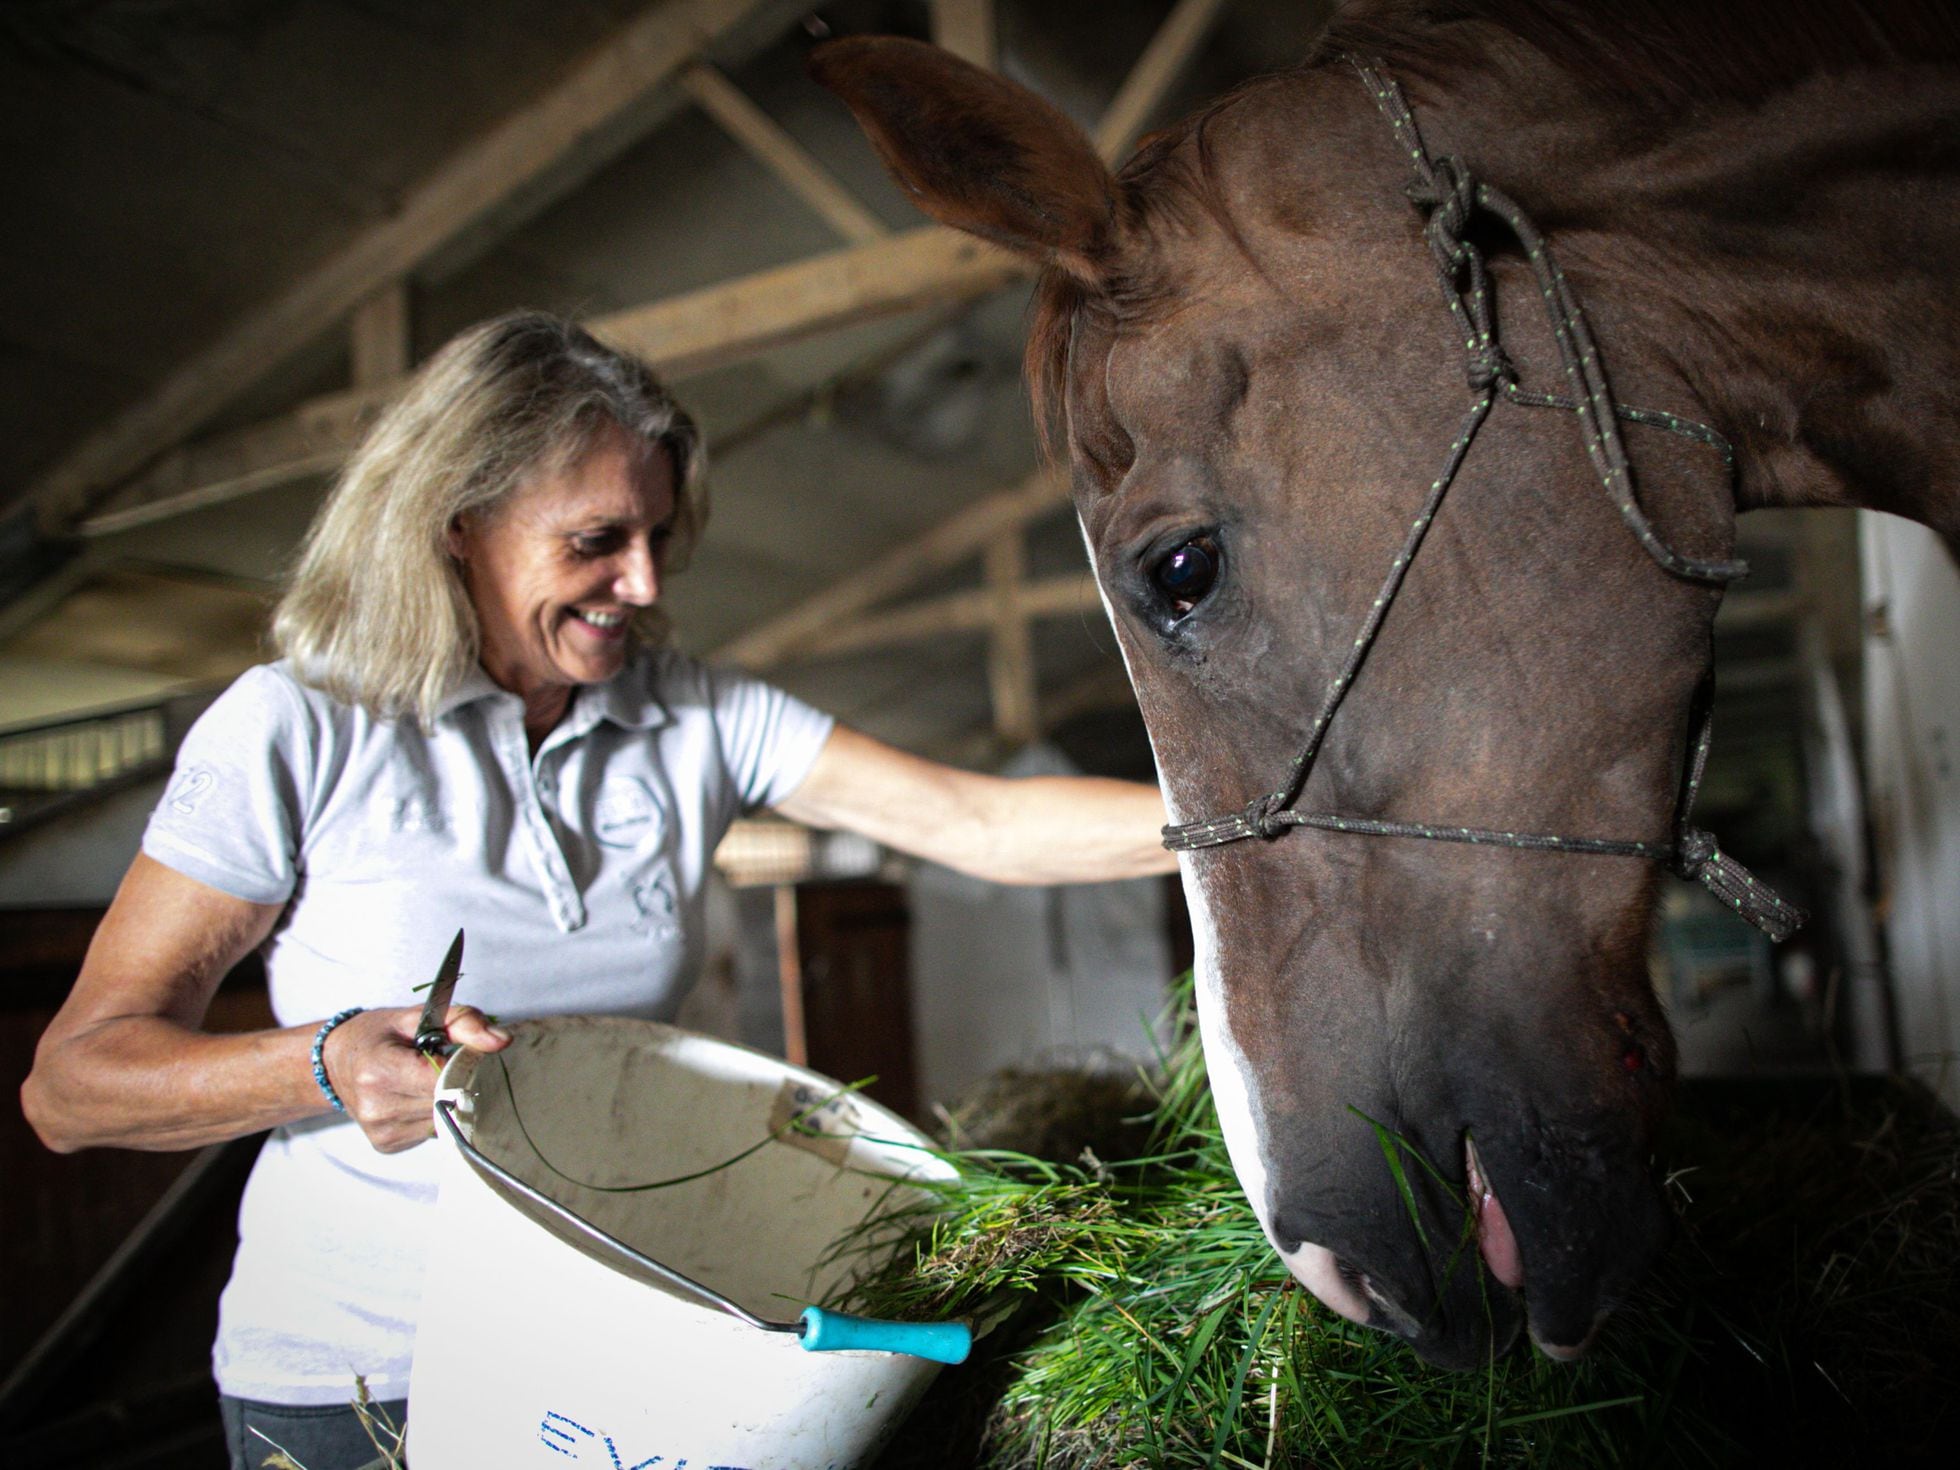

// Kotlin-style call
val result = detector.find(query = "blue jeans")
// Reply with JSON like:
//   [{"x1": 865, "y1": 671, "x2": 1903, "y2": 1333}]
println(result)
[{"x1": 219, "y1": 1394, "x2": 408, "y2": 1470}]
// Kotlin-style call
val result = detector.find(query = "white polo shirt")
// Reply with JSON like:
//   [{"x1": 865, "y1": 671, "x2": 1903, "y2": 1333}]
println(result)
[{"x1": 142, "y1": 647, "x2": 834, "y2": 1405}]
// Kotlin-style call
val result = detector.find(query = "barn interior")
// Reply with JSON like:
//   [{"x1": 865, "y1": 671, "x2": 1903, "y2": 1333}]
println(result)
[{"x1": 2, "y1": 2, "x2": 1957, "y2": 1466}]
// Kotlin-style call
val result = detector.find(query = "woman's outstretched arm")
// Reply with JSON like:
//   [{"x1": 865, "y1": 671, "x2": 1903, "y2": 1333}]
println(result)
[{"x1": 772, "y1": 724, "x2": 1176, "y2": 885}]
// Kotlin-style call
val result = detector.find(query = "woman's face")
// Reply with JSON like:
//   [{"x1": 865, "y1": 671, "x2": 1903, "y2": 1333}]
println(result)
[{"x1": 452, "y1": 423, "x2": 679, "y2": 703}]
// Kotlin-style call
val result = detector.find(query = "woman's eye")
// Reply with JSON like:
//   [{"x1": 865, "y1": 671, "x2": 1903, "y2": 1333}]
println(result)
[
  {"x1": 1151, "y1": 537, "x2": 1219, "y2": 615},
  {"x1": 571, "y1": 531, "x2": 622, "y2": 558}
]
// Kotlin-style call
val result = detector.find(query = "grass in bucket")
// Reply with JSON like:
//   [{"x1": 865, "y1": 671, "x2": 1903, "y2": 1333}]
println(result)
[{"x1": 838, "y1": 980, "x2": 1960, "y2": 1469}]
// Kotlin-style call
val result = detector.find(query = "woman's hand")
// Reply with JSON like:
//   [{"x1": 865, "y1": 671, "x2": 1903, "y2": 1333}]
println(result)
[
  {"x1": 320, "y1": 1004, "x2": 510, "y2": 1154},
  {"x1": 22, "y1": 855, "x2": 508, "y2": 1155}
]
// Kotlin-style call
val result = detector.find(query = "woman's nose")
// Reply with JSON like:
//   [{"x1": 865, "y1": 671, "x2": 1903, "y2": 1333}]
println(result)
[{"x1": 614, "y1": 543, "x2": 660, "y2": 605}]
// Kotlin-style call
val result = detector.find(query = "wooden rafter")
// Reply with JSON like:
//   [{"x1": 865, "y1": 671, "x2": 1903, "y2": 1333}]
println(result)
[
  {"x1": 80, "y1": 226, "x2": 1027, "y2": 537},
  {"x1": 1093, "y1": 0, "x2": 1230, "y2": 161},
  {"x1": 349, "y1": 284, "x2": 411, "y2": 387},
  {"x1": 931, "y1": 0, "x2": 997, "y2": 70},
  {"x1": 713, "y1": 468, "x2": 1068, "y2": 668},
  {"x1": 30, "y1": 0, "x2": 775, "y2": 530},
  {"x1": 786, "y1": 572, "x2": 1100, "y2": 663},
  {"x1": 594, "y1": 225, "x2": 1018, "y2": 377},
  {"x1": 680, "y1": 62, "x2": 888, "y2": 244},
  {"x1": 72, "y1": 0, "x2": 1225, "y2": 537}
]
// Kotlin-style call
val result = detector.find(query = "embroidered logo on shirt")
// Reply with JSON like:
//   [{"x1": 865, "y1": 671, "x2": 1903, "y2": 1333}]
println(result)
[
  {"x1": 167, "y1": 767, "x2": 215, "y2": 815},
  {"x1": 594, "y1": 776, "x2": 660, "y2": 849},
  {"x1": 630, "y1": 871, "x2": 680, "y2": 941},
  {"x1": 391, "y1": 795, "x2": 446, "y2": 835}
]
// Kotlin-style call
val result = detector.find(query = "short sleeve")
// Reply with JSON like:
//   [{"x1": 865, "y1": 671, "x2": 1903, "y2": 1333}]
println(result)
[
  {"x1": 141, "y1": 665, "x2": 317, "y2": 905},
  {"x1": 700, "y1": 660, "x2": 836, "y2": 812}
]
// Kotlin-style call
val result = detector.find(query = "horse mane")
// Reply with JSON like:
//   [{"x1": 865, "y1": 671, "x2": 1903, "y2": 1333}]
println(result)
[
  {"x1": 1025, "y1": 0, "x2": 1960, "y2": 459},
  {"x1": 1314, "y1": 0, "x2": 1960, "y2": 112}
]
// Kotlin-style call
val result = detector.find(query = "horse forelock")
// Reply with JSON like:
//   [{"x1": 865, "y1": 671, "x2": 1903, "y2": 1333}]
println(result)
[{"x1": 1023, "y1": 74, "x2": 1298, "y2": 468}]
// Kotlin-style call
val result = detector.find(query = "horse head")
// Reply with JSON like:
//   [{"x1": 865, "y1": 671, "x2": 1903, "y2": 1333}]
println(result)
[{"x1": 814, "y1": 36, "x2": 1781, "y2": 1367}]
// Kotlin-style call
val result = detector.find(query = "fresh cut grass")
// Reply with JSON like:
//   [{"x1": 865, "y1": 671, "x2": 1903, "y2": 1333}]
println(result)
[{"x1": 842, "y1": 982, "x2": 1960, "y2": 1469}]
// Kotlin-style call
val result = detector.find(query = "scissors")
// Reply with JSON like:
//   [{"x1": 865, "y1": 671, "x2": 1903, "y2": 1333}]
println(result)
[{"x1": 413, "y1": 928, "x2": 466, "y2": 1059}]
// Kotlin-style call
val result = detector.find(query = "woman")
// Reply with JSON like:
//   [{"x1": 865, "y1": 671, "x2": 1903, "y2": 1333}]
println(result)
[{"x1": 21, "y1": 312, "x2": 1173, "y2": 1469}]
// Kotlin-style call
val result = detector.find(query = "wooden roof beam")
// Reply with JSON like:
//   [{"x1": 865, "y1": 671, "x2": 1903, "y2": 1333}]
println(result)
[
  {"x1": 31, "y1": 0, "x2": 776, "y2": 530},
  {"x1": 931, "y1": 0, "x2": 997, "y2": 70},
  {"x1": 771, "y1": 571, "x2": 1100, "y2": 664},
  {"x1": 1094, "y1": 0, "x2": 1230, "y2": 161},
  {"x1": 713, "y1": 468, "x2": 1069, "y2": 668},
  {"x1": 74, "y1": 2, "x2": 1226, "y2": 537},
  {"x1": 80, "y1": 225, "x2": 1028, "y2": 537},
  {"x1": 349, "y1": 284, "x2": 412, "y2": 387},
  {"x1": 679, "y1": 63, "x2": 888, "y2": 244}
]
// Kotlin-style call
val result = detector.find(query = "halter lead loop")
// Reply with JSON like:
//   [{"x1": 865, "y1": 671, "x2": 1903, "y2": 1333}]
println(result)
[{"x1": 1159, "y1": 63, "x2": 1805, "y2": 945}]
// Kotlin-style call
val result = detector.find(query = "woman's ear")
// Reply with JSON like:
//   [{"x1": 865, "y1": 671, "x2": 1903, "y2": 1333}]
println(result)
[
  {"x1": 444, "y1": 518, "x2": 469, "y2": 561},
  {"x1": 809, "y1": 35, "x2": 1120, "y2": 285}
]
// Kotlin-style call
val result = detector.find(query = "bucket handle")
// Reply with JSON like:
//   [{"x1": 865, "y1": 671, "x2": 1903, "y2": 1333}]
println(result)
[{"x1": 433, "y1": 1100, "x2": 971, "y2": 1365}]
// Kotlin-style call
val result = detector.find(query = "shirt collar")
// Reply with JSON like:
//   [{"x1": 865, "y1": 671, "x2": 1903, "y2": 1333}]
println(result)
[
  {"x1": 432, "y1": 664, "x2": 506, "y2": 720},
  {"x1": 433, "y1": 649, "x2": 673, "y2": 734},
  {"x1": 586, "y1": 647, "x2": 673, "y2": 733}
]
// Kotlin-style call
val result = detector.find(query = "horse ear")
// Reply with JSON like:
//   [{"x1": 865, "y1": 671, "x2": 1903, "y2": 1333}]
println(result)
[{"x1": 809, "y1": 36, "x2": 1117, "y2": 285}]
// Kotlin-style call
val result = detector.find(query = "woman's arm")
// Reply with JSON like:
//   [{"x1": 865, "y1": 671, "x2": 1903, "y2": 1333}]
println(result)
[
  {"x1": 21, "y1": 854, "x2": 507, "y2": 1155},
  {"x1": 772, "y1": 724, "x2": 1177, "y2": 885}
]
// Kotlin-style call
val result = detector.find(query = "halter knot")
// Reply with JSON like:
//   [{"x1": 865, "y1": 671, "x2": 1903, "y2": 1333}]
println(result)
[
  {"x1": 1670, "y1": 828, "x2": 1718, "y2": 881},
  {"x1": 1407, "y1": 154, "x2": 1477, "y2": 242},
  {"x1": 1245, "y1": 792, "x2": 1292, "y2": 840},
  {"x1": 1465, "y1": 340, "x2": 1515, "y2": 392}
]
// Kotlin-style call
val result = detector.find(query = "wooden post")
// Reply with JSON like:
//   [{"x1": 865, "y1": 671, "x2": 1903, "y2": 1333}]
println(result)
[
  {"x1": 774, "y1": 884, "x2": 808, "y2": 1066},
  {"x1": 984, "y1": 535, "x2": 1038, "y2": 745},
  {"x1": 931, "y1": 0, "x2": 996, "y2": 70},
  {"x1": 349, "y1": 282, "x2": 410, "y2": 386}
]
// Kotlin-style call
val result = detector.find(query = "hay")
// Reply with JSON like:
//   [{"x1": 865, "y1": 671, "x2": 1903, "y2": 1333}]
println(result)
[{"x1": 849, "y1": 992, "x2": 1960, "y2": 1469}]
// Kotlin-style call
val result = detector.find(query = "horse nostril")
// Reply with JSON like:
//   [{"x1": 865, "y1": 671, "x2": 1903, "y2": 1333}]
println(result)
[
  {"x1": 1532, "y1": 1309, "x2": 1609, "y2": 1361},
  {"x1": 1277, "y1": 1242, "x2": 1373, "y2": 1325},
  {"x1": 1359, "y1": 1273, "x2": 1421, "y2": 1338}
]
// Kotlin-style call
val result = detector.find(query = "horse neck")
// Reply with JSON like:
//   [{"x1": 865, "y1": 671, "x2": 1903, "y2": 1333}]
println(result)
[{"x1": 1436, "y1": 61, "x2": 1960, "y2": 550}]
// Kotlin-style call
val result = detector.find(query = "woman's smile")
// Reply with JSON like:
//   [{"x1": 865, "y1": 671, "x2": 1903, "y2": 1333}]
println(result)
[{"x1": 452, "y1": 421, "x2": 678, "y2": 730}]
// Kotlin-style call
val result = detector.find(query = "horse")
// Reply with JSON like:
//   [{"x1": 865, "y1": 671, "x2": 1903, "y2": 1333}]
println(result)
[{"x1": 811, "y1": 0, "x2": 1960, "y2": 1368}]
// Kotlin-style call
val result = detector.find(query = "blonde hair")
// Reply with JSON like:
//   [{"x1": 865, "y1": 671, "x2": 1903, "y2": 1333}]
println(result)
[{"x1": 273, "y1": 312, "x2": 704, "y2": 724}]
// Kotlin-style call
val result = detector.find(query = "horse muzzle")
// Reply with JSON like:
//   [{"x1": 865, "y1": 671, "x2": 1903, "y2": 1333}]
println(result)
[{"x1": 1262, "y1": 1104, "x2": 1671, "y2": 1370}]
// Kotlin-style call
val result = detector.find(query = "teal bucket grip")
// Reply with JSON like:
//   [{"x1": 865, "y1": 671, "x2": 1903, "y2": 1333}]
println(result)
[{"x1": 798, "y1": 1306, "x2": 971, "y2": 1364}]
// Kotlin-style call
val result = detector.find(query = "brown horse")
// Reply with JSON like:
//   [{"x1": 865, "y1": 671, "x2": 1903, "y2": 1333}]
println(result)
[{"x1": 813, "y1": 1, "x2": 1960, "y2": 1367}]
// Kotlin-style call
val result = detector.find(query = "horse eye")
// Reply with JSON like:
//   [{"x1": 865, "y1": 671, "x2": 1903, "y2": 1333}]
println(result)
[{"x1": 1151, "y1": 538, "x2": 1219, "y2": 615}]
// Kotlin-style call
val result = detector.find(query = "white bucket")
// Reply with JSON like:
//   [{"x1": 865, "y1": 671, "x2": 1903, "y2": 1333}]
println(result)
[{"x1": 407, "y1": 1016, "x2": 959, "y2": 1468}]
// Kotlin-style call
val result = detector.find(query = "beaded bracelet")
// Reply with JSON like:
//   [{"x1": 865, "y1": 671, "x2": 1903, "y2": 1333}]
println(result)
[{"x1": 311, "y1": 1007, "x2": 365, "y2": 1113}]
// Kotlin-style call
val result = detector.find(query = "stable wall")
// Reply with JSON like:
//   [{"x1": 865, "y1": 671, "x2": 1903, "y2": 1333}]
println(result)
[
  {"x1": 907, "y1": 744, "x2": 1172, "y2": 1111},
  {"x1": 0, "y1": 775, "x2": 162, "y2": 908},
  {"x1": 1860, "y1": 513, "x2": 1960, "y2": 1109}
]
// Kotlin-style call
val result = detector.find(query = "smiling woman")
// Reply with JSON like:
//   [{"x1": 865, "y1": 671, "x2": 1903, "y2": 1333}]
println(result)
[
  {"x1": 273, "y1": 314, "x2": 706, "y2": 732},
  {"x1": 449, "y1": 423, "x2": 680, "y2": 743},
  {"x1": 19, "y1": 310, "x2": 1174, "y2": 1470}
]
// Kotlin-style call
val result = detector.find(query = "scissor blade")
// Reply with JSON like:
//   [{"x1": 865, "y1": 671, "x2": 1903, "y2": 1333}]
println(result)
[{"x1": 415, "y1": 928, "x2": 466, "y2": 1052}]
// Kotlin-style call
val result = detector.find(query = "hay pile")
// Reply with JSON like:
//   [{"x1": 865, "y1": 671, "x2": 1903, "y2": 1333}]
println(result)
[{"x1": 848, "y1": 999, "x2": 1960, "y2": 1469}]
